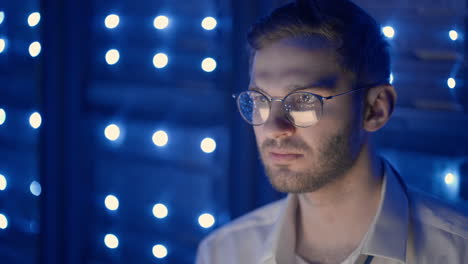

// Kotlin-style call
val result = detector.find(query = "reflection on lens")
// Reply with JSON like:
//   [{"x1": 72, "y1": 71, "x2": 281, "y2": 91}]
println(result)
[
  {"x1": 238, "y1": 91, "x2": 269, "y2": 125},
  {"x1": 285, "y1": 93, "x2": 321, "y2": 127}
]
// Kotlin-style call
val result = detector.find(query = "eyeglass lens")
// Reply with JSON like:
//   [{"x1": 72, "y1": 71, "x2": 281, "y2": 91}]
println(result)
[{"x1": 236, "y1": 91, "x2": 322, "y2": 127}]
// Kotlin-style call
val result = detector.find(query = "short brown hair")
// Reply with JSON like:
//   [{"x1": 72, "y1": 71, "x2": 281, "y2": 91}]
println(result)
[{"x1": 247, "y1": 0, "x2": 391, "y2": 85}]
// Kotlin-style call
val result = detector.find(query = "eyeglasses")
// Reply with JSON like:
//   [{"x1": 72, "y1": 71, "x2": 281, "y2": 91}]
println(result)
[{"x1": 232, "y1": 84, "x2": 377, "y2": 128}]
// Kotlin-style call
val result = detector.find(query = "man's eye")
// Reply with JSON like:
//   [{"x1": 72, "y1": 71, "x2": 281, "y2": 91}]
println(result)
[{"x1": 298, "y1": 94, "x2": 311, "y2": 103}]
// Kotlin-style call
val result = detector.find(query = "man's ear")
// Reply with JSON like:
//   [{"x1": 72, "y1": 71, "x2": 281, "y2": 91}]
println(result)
[{"x1": 363, "y1": 85, "x2": 397, "y2": 132}]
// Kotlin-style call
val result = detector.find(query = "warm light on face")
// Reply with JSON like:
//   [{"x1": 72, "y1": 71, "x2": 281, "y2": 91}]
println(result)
[{"x1": 250, "y1": 37, "x2": 363, "y2": 194}]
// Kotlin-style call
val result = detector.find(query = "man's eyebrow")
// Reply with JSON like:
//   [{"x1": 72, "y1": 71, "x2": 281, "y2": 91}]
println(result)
[
  {"x1": 249, "y1": 77, "x2": 338, "y2": 93},
  {"x1": 248, "y1": 84, "x2": 333, "y2": 93}
]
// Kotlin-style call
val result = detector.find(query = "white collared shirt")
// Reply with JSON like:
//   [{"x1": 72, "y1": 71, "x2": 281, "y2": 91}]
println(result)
[{"x1": 196, "y1": 159, "x2": 468, "y2": 264}]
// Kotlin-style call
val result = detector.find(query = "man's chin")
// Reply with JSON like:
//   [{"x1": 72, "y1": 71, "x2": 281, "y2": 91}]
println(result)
[{"x1": 266, "y1": 171, "x2": 314, "y2": 193}]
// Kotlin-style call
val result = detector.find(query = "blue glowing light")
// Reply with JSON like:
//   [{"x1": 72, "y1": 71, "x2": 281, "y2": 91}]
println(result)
[
  {"x1": 153, "y1": 16, "x2": 169, "y2": 30},
  {"x1": 30, "y1": 181, "x2": 42, "y2": 196},
  {"x1": 153, "y1": 53, "x2": 169, "y2": 69},
  {"x1": 27, "y1": 12, "x2": 41, "y2": 27},
  {"x1": 201, "y1": 137, "x2": 216, "y2": 153},
  {"x1": 0, "y1": 174, "x2": 6, "y2": 191},
  {"x1": 105, "y1": 14, "x2": 120, "y2": 29},
  {"x1": 104, "y1": 124, "x2": 120, "y2": 141},
  {"x1": 382, "y1": 26, "x2": 395, "y2": 39},
  {"x1": 0, "y1": 213, "x2": 8, "y2": 229},
  {"x1": 449, "y1": 30, "x2": 458, "y2": 41},
  {"x1": 29, "y1": 112, "x2": 42, "y2": 129},
  {"x1": 152, "y1": 244, "x2": 168, "y2": 259},
  {"x1": 0, "y1": 39, "x2": 6, "y2": 54},
  {"x1": 104, "y1": 234, "x2": 119, "y2": 249},
  {"x1": 105, "y1": 194, "x2": 119, "y2": 211},
  {"x1": 447, "y1": 78, "x2": 456, "y2": 89},
  {"x1": 0, "y1": 11, "x2": 5, "y2": 25},
  {"x1": 152, "y1": 203, "x2": 168, "y2": 219},
  {"x1": 105, "y1": 49, "x2": 120, "y2": 65},
  {"x1": 201, "y1": 58, "x2": 217, "y2": 72},
  {"x1": 0, "y1": 108, "x2": 5, "y2": 125},
  {"x1": 198, "y1": 213, "x2": 215, "y2": 228},
  {"x1": 201, "y1": 17, "x2": 217, "y2": 30},
  {"x1": 29, "y1": 41, "x2": 42, "y2": 57}
]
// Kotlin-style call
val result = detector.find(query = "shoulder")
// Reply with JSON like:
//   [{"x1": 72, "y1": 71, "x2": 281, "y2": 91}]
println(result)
[
  {"x1": 200, "y1": 198, "x2": 285, "y2": 247},
  {"x1": 196, "y1": 198, "x2": 285, "y2": 263},
  {"x1": 407, "y1": 186, "x2": 468, "y2": 240}
]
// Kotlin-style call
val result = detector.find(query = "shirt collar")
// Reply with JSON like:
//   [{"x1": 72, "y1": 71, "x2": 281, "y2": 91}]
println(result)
[
  {"x1": 361, "y1": 159, "x2": 409, "y2": 263},
  {"x1": 260, "y1": 158, "x2": 409, "y2": 264}
]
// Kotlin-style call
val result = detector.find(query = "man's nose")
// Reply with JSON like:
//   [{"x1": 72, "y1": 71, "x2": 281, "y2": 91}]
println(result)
[{"x1": 263, "y1": 102, "x2": 296, "y2": 139}]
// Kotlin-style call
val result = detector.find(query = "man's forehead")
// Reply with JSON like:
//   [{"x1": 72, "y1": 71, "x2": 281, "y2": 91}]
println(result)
[{"x1": 251, "y1": 39, "x2": 341, "y2": 77}]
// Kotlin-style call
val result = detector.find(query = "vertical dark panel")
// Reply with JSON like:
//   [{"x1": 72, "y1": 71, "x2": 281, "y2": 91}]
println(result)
[
  {"x1": 39, "y1": 0, "x2": 93, "y2": 263},
  {"x1": 228, "y1": 0, "x2": 260, "y2": 218}
]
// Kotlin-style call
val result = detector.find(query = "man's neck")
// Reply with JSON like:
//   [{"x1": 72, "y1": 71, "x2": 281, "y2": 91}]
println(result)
[{"x1": 295, "y1": 145, "x2": 384, "y2": 264}]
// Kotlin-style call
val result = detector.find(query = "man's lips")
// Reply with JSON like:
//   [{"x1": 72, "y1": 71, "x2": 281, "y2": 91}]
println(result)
[{"x1": 268, "y1": 152, "x2": 304, "y2": 163}]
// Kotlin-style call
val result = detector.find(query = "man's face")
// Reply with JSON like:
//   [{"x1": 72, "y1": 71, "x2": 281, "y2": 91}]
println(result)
[{"x1": 250, "y1": 36, "x2": 365, "y2": 193}]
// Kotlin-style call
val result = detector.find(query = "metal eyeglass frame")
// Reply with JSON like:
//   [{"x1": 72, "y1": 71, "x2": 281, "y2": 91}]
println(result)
[{"x1": 232, "y1": 83, "x2": 382, "y2": 128}]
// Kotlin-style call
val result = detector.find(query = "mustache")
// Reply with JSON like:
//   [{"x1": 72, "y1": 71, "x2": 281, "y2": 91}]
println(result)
[{"x1": 261, "y1": 138, "x2": 311, "y2": 152}]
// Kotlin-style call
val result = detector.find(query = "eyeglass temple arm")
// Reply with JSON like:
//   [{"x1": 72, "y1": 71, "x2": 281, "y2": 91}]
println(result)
[{"x1": 322, "y1": 85, "x2": 374, "y2": 100}]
